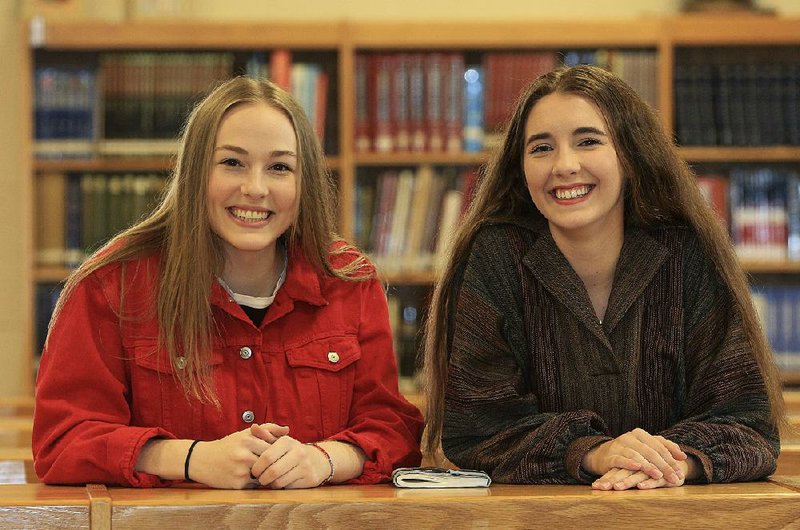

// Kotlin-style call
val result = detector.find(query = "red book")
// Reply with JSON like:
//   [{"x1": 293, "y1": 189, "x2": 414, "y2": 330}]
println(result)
[
  {"x1": 354, "y1": 54, "x2": 371, "y2": 152},
  {"x1": 392, "y1": 54, "x2": 411, "y2": 151},
  {"x1": 314, "y1": 69, "x2": 329, "y2": 146},
  {"x1": 696, "y1": 173, "x2": 730, "y2": 230},
  {"x1": 408, "y1": 53, "x2": 426, "y2": 152},
  {"x1": 443, "y1": 53, "x2": 465, "y2": 152},
  {"x1": 424, "y1": 53, "x2": 445, "y2": 151},
  {"x1": 270, "y1": 48, "x2": 292, "y2": 91},
  {"x1": 373, "y1": 54, "x2": 393, "y2": 152}
]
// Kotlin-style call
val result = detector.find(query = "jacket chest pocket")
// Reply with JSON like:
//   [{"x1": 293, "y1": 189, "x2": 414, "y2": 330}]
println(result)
[
  {"x1": 128, "y1": 342, "x2": 221, "y2": 438},
  {"x1": 285, "y1": 335, "x2": 361, "y2": 439}
]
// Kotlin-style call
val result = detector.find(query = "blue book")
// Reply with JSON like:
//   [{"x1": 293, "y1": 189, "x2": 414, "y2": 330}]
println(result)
[
  {"x1": 34, "y1": 66, "x2": 97, "y2": 158},
  {"x1": 462, "y1": 66, "x2": 483, "y2": 153}
]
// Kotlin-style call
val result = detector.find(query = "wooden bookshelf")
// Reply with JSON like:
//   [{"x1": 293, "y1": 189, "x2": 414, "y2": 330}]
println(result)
[{"x1": 22, "y1": 17, "x2": 800, "y2": 395}]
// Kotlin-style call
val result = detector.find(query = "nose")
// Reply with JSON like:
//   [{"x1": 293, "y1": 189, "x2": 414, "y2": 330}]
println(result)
[
  {"x1": 241, "y1": 169, "x2": 269, "y2": 198},
  {"x1": 551, "y1": 147, "x2": 580, "y2": 177}
]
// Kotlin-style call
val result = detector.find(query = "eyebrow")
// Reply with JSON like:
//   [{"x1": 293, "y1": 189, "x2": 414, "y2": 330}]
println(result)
[
  {"x1": 525, "y1": 126, "x2": 608, "y2": 146},
  {"x1": 214, "y1": 144, "x2": 297, "y2": 157}
]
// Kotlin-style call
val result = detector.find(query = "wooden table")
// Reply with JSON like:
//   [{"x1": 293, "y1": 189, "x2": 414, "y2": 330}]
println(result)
[{"x1": 1, "y1": 478, "x2": 798, "y2": 530}]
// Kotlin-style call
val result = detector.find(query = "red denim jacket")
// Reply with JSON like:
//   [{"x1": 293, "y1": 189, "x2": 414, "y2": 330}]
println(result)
[{"x1": 33, "y1": 245, "x2": 423, "y2": 487}]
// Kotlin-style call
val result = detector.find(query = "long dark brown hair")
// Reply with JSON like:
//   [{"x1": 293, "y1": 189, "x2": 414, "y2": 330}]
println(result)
[
  {"x1": 422, "y1": 64, "x2": 786, "y2": 456},
  {"x1": 49, "y1": 77, "x2": 369, "y2": 403}
]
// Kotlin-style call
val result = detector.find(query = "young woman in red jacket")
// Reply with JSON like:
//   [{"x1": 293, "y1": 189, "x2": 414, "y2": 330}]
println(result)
[{"x1": 33, "y1": 77, "x2": 423, "y2": 489}]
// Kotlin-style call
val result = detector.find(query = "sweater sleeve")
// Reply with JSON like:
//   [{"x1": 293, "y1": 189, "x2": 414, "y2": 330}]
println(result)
[
  {"x1": 657, "y1": 233, "x2": 780, "y2": 483},
  {"x1": 442, "y1": 227, "x2": 611, "y2": 484},
  {"x1": 32, "y1": 272, "x2": 176, "y2": 487},
  {"x1": 326, "y1": 277, "x2": 424, "y2": 483}
]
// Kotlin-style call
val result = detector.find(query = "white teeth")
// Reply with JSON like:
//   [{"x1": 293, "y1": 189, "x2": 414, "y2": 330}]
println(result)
[
  {"x1": 229, "y1": 207, "x2": 270, "y2": 222},
  {"x1": 554, "y1": 185, "x2": 591, "y2": 200}
]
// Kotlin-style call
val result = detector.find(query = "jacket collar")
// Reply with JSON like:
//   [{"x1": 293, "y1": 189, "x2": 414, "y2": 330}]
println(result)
[
  {"x1": 521, "y1": 222, "x2": 669, "y2": 350},
  {"x1": 210, "y1": 244, "x2": 328, "y2": 316}
]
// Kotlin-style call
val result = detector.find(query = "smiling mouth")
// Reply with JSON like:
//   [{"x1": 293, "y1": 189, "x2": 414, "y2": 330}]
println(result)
[
  {"x1": 551, "y1": 185, "x2": 594, "y2": 200},
  {"x1": 228, "y1": 207, "x2": 273, "y2": 223}
]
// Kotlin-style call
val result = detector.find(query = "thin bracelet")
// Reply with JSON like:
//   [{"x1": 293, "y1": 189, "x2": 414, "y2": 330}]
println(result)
[
  {"x1": 184, "y1": 440, "x2": 201, "y2": 481},
  {"x1": 306, "y1": 442, "x2": 335, "y2": 485}
]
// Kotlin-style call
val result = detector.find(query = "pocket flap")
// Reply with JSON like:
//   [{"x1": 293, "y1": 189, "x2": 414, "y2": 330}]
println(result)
[
  {"x1": 131, "y1": 341, "x2": 223, "y2": 374},
  {"x1": 285, "y1": 336, "x2": 361, "y2": 373}
]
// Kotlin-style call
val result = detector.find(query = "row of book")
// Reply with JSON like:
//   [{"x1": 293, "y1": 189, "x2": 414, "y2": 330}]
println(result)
[
  {"x1": 354, "y1": 166, "x2": 476, "y2": 275},
  {"x1": 36, "y1": 172, "x2": 167, "y2": 267},
  {"x1": 34, "y1": 50, "x2": 332, "y2": 158},
  {"x1": 696, "y1": 167, "x2": 800, "y2": 262},
  {"x1": 675, "y1": 48, "x2": 800, "y2": 146},
  {"x1": 354, "y1": 49, "x2": 659, "y2": 154},
  {"x1": 752, "y1": 285, "x2": 800, "y2": 372},
  {"x1": 244, "y1": 50, "x2": 331, "y2": 147}
]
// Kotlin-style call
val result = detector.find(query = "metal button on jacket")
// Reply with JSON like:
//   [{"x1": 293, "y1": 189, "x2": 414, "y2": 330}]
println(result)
[
  {"x1": 175, "y1": 356, "x2": 187, "y2": 370},
  {"x1": 327, "y1": 351, "x2": 340, "y2": 363},
  {"x1": 239, "y1": 346, "x2": 252, "y2": 360},
  {"x1": 242, "y1": 410, "x2": 255, "y2": 423}
]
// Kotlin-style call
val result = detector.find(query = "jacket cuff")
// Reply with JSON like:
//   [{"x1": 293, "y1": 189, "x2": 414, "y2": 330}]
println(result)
[
  {"x1": 121, "y1": 427, "x2": 178, "y2": 487},
  {"x1": 679, "y1": 444, "x2": 712, "y2": 483},
  {"x1": 565, "y1": 435, "x2": 612, "y2": 483}
]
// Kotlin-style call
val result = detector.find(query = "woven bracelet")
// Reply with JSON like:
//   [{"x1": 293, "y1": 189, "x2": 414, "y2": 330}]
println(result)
[{"x1": 306, "y1": 442, "x2": 335, "y2": 485}]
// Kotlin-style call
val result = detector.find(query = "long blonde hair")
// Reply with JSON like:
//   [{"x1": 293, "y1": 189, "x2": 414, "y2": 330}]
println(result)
[
  {"x1": 423, "y1": 64, "x2": 786, "y2": 455},
  {"x1": 49, "y1": 77, "x2": 368, "y2": 402}
]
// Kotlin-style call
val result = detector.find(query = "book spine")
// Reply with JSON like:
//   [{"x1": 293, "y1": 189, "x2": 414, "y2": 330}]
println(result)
[
  {"x1": 373, "y1": 54, "x2": 394, "y2": 153},
  {"x1": 424, "y1": 53, "x2": 445, "y2": 152},
  {"x1": 270, "y1": 48, "x2": 293, "y2": 91},
  {"x1": 36, "y1": 173, "x2": 66, "y2": 266},
  {"x1": 463, "y1": 66, "x2": 484, "y2": 153},
  {"x1": 354, "y1": 54, "x2": 372, "y2": 152},
  {"x1": 443, "y1": 52, "x2": 464, "y2": 152}
]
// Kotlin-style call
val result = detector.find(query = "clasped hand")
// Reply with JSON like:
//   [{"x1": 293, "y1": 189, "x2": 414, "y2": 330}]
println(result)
[
  {"x1": 189, "y1": 423, "x2": 330, "y2": 489},
  {"x1": 582, "y1": 428, "x2": 689, "y2": 491}
]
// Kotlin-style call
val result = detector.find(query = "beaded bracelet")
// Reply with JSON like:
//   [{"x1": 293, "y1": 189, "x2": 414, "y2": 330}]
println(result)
[
  {"x1": 184, "y1": 440, "x2": 201, "y2": 481},
  {"x1": 306, "y1": 442, "x2": 335, "y2": 485}
]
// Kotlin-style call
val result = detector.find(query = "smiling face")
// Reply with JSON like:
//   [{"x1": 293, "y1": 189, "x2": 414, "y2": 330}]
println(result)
[
  {"x1": 522, "y1": 92, "x2": 625, "y2": 243},
  {"x1": 207, "y1": 102, "x2": 298, "y2": 264}
]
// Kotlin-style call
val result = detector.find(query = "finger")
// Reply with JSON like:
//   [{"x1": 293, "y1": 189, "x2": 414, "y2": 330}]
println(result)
[
  {"x1": 612, "y1": 470, "x2": 650, "y2": 491},
  {"x1": 655, "y1": 436, "x2": 688, "y2": 461},
  {"x1": 630, "y1": 431, "x2": 681, "y2": 483},
  {"x1": 259, "y1": 451, "x2": 298, "y2": 488},
  {"x1": 266, "y1": 464, "x2": 303, "y2": 489},
  {"x1": 244, "y1": 434, "x2": 272, "y2": 457},
  {"x1": 250, "y1": 439, "x2": 287, "y2": 477},
  {"x1": 254, "y1": 437, "x2": 299, "y2": 485},
  {"x1": 250, "y1": 423, "x2": 289, "y2": 443},
  {"x1": 593, "y1": 468, "x2": 635, "y2": 491},
  {"x1": 636, "y1": 476, "x2": 667, "y2": 489}
]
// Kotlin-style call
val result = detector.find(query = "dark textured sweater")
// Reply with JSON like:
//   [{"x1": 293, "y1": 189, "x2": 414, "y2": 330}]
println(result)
[{"x1": 443, "y1": 217, "x2": 780, "y2": 484}]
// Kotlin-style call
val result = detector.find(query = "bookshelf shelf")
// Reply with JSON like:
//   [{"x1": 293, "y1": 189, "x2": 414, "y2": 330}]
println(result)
[
  {"x1": 34, "y1": 267, "x2": 72, "y2": 284},
  {"x1": 34, "y1": 157, "x2": 173, "y2": 173},
  {"x1": 681, "y1": 147, "x2": 800, "y2": 163},
  {"x1": 742, "y1": 261, "x2": 800, "y2": 275},
  {"x1": 21, "y1": 17, "x2": 800, "y2": 395},
  {"x1": 355, "y1": 152, "x2": 487, "y2": 166},
  {"x1": 35, "y1": 22, "x2": 344, "y2": 49},
  {"x1": 782, "y1": 372, "x2": 800, "y2": 387}
]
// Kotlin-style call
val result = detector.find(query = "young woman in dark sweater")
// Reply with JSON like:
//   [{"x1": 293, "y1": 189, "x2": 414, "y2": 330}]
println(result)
[{"x1": 423, "y1": 65, "x2": 785, "y2": 490}]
